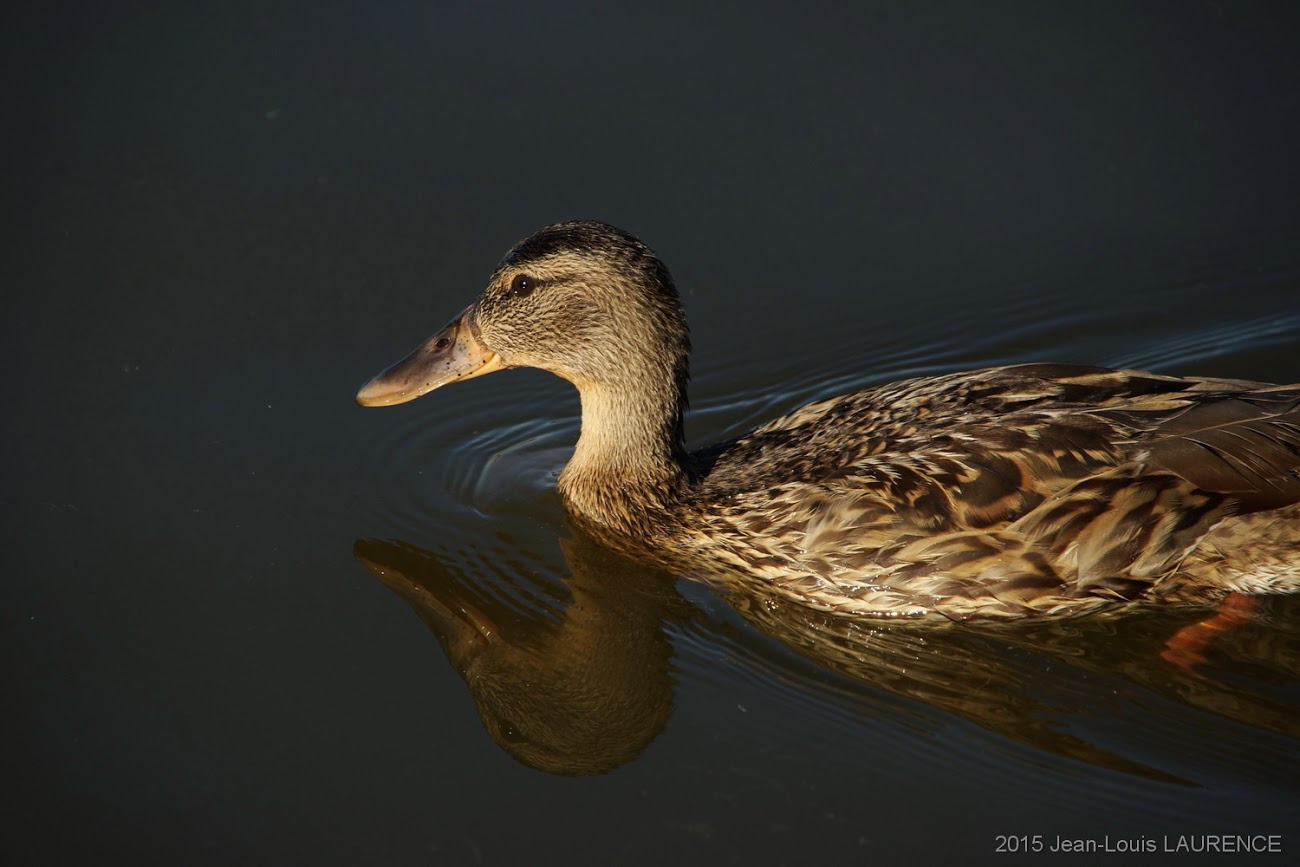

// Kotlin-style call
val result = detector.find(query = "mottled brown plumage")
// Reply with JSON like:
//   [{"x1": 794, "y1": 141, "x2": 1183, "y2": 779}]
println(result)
[{"x1": 357, "y1": 221, "x2": 1300, "y2": 620}]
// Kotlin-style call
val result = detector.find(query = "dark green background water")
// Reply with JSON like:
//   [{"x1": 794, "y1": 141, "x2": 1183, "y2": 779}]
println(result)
[{"x1": 9, "y1": 2, "x2": 1299, "y2": 864}]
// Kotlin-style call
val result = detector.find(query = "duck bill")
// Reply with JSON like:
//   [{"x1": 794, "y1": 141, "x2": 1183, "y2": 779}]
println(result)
[{"x1": 355, "y1": 307, "x2": 508, "y2": 407}]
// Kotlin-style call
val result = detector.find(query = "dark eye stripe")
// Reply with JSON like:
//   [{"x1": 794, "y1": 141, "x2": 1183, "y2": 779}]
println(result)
[{"x1": 510, "y1": 274, "x2": 535, "y2": 297}]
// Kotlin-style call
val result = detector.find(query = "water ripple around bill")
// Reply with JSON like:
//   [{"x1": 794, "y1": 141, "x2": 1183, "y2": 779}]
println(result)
[{"x1": 355, "y1": 375, "x2": 576, "y2": 539}]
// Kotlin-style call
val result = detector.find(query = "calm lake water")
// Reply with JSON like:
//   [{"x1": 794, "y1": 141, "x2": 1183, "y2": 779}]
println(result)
[{"x1": 10, "y1": 2, "x2": 1299, "y2": 864}]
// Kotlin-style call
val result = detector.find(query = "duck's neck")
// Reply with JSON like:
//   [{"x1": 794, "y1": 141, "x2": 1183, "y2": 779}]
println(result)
[{"x1": 558, "y1": 378, "x2": 688, "y2": 533}]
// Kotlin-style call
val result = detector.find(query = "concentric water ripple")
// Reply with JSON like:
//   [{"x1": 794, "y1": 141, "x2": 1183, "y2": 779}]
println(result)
[{"x1": 354, "y1": 374, "x2": 576, "y2": 539}]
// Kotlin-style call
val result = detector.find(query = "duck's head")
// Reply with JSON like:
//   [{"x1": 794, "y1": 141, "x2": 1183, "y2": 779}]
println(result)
[{"x1": 356, "y1": 221, "x2": 689, "y2": 408}]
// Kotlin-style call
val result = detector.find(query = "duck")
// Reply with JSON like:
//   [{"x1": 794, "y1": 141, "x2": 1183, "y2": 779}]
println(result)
[{"x1": 356, "y1": 220, "x2": 1300, "y2": 620}]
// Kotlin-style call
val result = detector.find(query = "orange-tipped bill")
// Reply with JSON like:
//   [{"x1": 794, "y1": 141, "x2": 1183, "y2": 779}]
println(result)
[{"x1": 356, "y1": 308, "x2": 508, "y2": 407}]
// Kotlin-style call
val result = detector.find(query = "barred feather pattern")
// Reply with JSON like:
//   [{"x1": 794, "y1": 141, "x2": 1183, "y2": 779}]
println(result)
[{"x1": 625, "y1": 364, "x2": 1300, "y2": 620}]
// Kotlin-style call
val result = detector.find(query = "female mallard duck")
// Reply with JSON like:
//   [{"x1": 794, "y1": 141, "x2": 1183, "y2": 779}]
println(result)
[{"x1": 357, "y1": 221, "x2": 1300, "y2": 620}]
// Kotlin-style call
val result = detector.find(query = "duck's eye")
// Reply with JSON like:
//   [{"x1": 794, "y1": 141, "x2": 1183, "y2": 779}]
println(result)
[{"x1": 510, "y1": 274, "x2": 534, "y2": 298}]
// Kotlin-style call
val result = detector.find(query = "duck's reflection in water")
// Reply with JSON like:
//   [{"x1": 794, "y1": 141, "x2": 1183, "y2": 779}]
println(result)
[
  {"x1": 355, "y1": 528, "x2": 1299, "y2": 779},
  {"x1": 354, "y1": 532, "x2": 683, "y2": 775}
]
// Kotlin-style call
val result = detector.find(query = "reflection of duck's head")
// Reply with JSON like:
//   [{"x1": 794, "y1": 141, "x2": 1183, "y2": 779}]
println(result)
[
  {"x1": 354, "y1": 533, "x2": 679, "y2": 776},
  {"x1": 466, "y1": 648, "x2": 666, "y2": 777}
]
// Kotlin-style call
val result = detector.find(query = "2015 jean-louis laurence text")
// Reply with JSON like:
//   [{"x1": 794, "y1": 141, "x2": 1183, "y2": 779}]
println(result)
[{"x1": 995, "y1": 835, "x2": 1282, "y2": 854}]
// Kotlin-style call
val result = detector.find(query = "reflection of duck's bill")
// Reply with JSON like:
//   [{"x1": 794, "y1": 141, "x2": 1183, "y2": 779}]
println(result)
[
  {"x1": 352, "y1": 538, "x2": 496, "y2": 649},
  {"x1": 355, "y1": 306, "x2": 509, "y2": 407}
]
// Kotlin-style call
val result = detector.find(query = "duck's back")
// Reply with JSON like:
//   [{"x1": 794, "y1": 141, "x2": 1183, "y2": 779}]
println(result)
[{"x1": 678, "y1": 363, "x2": 1300, "y2": 618}]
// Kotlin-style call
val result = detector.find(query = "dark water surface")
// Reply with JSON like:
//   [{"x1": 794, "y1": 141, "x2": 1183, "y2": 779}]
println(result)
[{"x1": 9, "y1": 2, "x2": 1300, "y2": 864}]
